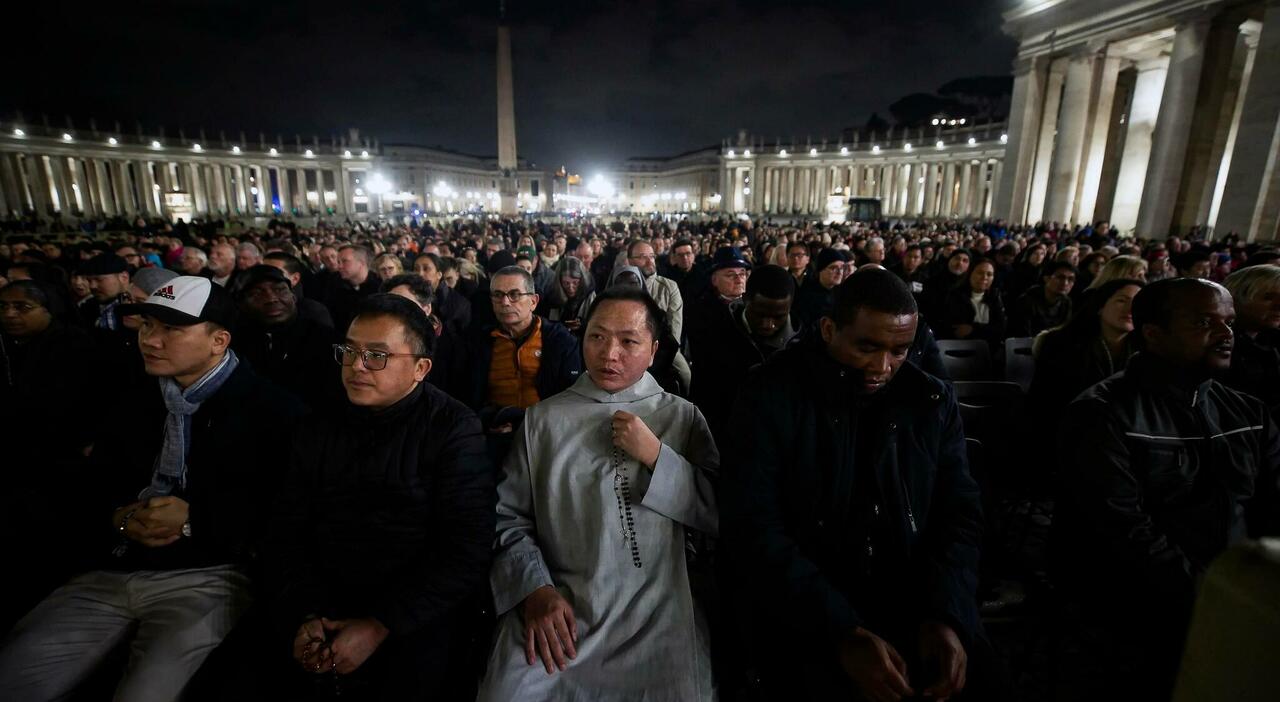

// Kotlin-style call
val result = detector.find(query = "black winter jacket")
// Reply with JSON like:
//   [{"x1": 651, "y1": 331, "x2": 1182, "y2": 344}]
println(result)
[
  {"x1": 1053, "y1": 353, "x2": 1280, "y2": 615},
  {"x1": 721, "y1": 338, "x2": 983, "y2": 663},
  {"x1": 268, "y1": 382, "x2": 494, "y2": 637},
  {"x1": 82, "y1": 361, "x2": 306, "y2": 573}
]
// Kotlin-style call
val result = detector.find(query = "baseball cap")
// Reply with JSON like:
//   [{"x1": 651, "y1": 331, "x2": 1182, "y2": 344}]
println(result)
[
  {"x1": 238, "y1": 264, "x2": 292, "y2": 292},
  {"x1": 117, "y1": 275, "x2": 238, "y2": 328}
]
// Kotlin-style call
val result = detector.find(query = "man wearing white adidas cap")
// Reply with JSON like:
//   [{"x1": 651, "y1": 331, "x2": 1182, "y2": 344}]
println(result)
[{"x1": 0, "y1": 276, "x2": 306, "y2": 702}]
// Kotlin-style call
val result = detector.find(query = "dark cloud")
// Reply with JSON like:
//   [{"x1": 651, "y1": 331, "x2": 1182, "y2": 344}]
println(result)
[{"x1": 1, "y1": 0, "x2": 1016, "y2": 169}]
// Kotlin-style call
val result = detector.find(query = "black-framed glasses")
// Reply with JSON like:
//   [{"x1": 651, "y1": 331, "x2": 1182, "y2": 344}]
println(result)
[
  {"x1": 490, "y1": 290, "x2": 536, "y2": 303},
  {"x1": 332, "y1": 344, "x2": 424, "y2": 371}
]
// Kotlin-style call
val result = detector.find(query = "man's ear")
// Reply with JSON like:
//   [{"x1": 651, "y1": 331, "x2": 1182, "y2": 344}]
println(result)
[
  {"x1": 415, "y1": 357, "x2": 433, "y2": 381},
  {"x1": 819, "y1": 317, "x2": 836, "y2": 345}
]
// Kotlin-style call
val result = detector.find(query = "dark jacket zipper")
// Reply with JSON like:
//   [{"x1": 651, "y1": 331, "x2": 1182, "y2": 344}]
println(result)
[{"x1": 901, "y1": 475, "x2": 918, "y2": 534}]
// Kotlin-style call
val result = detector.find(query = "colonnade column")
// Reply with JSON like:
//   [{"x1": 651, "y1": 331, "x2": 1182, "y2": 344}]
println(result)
[
  {"x1": 1045, "y1": 53, "x2": 1098, "y2": 224},
  {"x1": 1026, "y1": 58, "x2": 1068, "y2": 223},
  {"x1": 1137, "y1": 17, "x2": 1212, "y2": 237},
  {"x1": 1111, "y1": 58, "x2": 1170, "y2": 233},
  {"x1": 995, "y1": 56, "x2": 1049, "y2": 222},
  {"x1": 1076, "y1": 53, "x2": 1123, "y2": 224},
  {"x1": 1216, "y1": 0, "x2": 1280, "y2": 241}
]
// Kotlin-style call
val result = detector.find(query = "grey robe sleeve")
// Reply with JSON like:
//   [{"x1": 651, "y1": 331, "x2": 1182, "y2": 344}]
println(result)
[
  {"x1": 490, "y1": 419, "x2": 554, "y2": 615},
  {"x1": 639, "y1": 406, "x2": 719, "y2": 536}
]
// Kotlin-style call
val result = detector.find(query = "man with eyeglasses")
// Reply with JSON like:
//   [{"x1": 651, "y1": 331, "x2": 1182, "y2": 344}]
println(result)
[
  {"x1": 0, "y1": 276, "x2": 305, "y2": 701},
  {"x1": 114, "y1": 245, "x2": 143, "y2": 270},
  {"x1": 465, "y1": 267, "x2": 582, "y2": 459},
  {"x1": 232, "y1": 265, "x2": 340, "y2": 411},
  {"x1": 204, "y1": 294, "x2": 493, "y2": 701},
  {"x1": 793, "y1": 248, "x2": 852, "y2": 333},
  {"x1": 785, "y1": 240, "x2": 813, "y2": 285},
  {"x1": 628, "y1": 240, "x2": 685, "y2": 343}
]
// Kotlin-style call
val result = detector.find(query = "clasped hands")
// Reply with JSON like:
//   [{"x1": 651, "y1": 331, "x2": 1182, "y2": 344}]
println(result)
[
  {"x1": 292, "y1": 617, "x2": 389, "y2": 675},
  {"x1": 838, "y1": 621, "x2": 967, "y2": 702},
  {"x1": 111, "y1": 496, "x2": 188, "y2": 548}
]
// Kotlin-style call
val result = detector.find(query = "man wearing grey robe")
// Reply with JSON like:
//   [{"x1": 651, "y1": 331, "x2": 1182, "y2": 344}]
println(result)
[{"x1": 478, "y1": 288, "x2": 718, "y2": 702}]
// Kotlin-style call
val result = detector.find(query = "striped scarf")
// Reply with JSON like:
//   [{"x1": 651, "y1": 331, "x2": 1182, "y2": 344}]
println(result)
[{"x1": 140, "y1": 349, "x2": 240, "y2": 500}]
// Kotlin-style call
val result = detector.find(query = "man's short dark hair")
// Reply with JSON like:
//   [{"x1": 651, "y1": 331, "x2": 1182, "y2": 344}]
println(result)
[
  {"x1": 339, "y1": 244, "x2": 371, "y2": 265},
  {"x1": 746, "y1": 265, "x2": 795, "y2": 300},
  {"x1": 1130, "y1": 277, "x2": 1222, "y2": 350},
  {"x1": 584, "y1": 286, "x2": 669, "y2": 342},
  {"x1": 415, "y1": 253, "x2": 444, "y2": 271},
  {"x1": 671, "y1": 239, "x2": 695, "y2": 254},
  {"x1": 828, "y1": 268, "x2": 918, "y2": 328},
  {"x1": 1044, "y1": 261, "x2": 1078, "y2": 278},
  {"x1": 1174, "y1": 249, "x2": 1211, "y2": 272},
  {"x1": 263, "y1": 252, "x2": 305, "y2": 278},
  {"x1": 381, "y1": 274, "x2": 435, "y2": 308},
  {"x1": 351, "y1": 293, "x2": 436, "y2": 357},
  {"x1": 786, "y1": 240, "x2": 809, "y2": 254}
]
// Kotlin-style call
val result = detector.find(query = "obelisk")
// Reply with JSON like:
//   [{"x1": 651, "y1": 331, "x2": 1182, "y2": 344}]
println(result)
[{"x1": 496, "y1": 2, "x2": 519, "y2": 215}]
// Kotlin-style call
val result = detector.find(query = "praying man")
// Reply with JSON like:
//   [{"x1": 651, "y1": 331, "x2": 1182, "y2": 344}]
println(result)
[{"x1": 477, "y1": 287, "x2": 719, "y2": 701}]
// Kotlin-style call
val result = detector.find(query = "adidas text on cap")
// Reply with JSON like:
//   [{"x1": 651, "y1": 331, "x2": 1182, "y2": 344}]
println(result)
[{"x1": 117, "y1": 275, "x2": 238, "y2": 328}]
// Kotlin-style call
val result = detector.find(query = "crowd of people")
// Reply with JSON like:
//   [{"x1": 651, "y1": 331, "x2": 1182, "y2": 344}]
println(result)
[{"x1": 0, "y1": 212, "x2": 1278, "y2": 701}]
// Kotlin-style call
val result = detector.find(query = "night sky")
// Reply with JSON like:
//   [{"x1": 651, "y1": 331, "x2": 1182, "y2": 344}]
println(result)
[{"x1": 3, "y1": 0, "x2": 1017, "y2": 172}]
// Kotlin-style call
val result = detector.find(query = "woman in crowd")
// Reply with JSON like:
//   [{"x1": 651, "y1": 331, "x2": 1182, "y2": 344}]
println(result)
[
  {"x1": 413, "y1": 253, "x2": 471, "y2": 335},
  {"x1": 1029, "y1": 278, "x2": 1145, "y2": 429},
  {"x1": 1075, "y1": 252, "x2": 1109, "y2": 293},
  {"x1": 923, "y1": 247, "x2": 971, "y2": 320},
  {"x1": 373, "y1": 252, "x2": 404, "y2": 280},
  {"x1": 0, "y1": 280, "x2": 102, "y2": 628},
  {"x1": 538, "y1": 255, "x2": 596, "y2": 333},
  {"x1": 1005, "y1": 242, "x2": 1048, "y2": 302},
  {"x1": 1223, "y1": 264, "x2": 1280, "y2": 413},
  {"x1": 939, "y1": 257, "x2": 1005, "y2": 348},
  {"x1": 1087, "y1": 254, "x2": 1148, "y2": 289}
]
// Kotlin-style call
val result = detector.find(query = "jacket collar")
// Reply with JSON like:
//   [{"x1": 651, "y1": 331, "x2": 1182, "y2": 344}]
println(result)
[
  {"x1": 1125, "y1": 352, "x2": 1214, "y2": 407},
  {"x1": 567, "y1": 371, "x2": 664, "y2": 404},
  {"x1": 344, "y1": 381, "x2": 425, "y2": 425},
  {"x1": 793, "y1": 333, "x2": 937, "y2": 410}
]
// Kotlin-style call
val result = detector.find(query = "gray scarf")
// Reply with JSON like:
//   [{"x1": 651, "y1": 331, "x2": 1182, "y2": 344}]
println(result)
[{"x1": 140, "y1": 349, "x2": 240, "y2": 500}]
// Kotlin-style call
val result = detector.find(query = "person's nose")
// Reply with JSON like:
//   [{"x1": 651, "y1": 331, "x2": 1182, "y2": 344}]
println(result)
[{"x1": 863, "y1": 352, "x2": 892, "y2": 378}]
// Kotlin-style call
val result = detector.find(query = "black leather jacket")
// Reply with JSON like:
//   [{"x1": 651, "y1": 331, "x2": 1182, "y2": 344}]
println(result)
[{"x1": 1053, "y1": 352, "x2": 1280, "y2": 613}]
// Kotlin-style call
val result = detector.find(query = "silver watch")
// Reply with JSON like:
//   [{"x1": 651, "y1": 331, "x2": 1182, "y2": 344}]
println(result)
[{"x1": 181, "y1": 521, "x2": 192, "y2": 538}]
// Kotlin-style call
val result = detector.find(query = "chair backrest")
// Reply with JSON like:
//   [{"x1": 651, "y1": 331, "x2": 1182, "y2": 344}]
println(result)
[
  {"x1": 936, "y1": 339, "x2": 993, "y2": 381},
  {"x1": 1004, "y1": 336, "x2": 1036, "y2": 392},
  {"x1": 954, "y1": 380, "x2": 1026, "y2": 405}
]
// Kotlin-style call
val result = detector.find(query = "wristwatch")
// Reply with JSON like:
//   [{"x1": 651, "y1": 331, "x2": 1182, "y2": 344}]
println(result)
[{"x1": 181, "y1": 521, "x2": 192, "y2": 538}]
